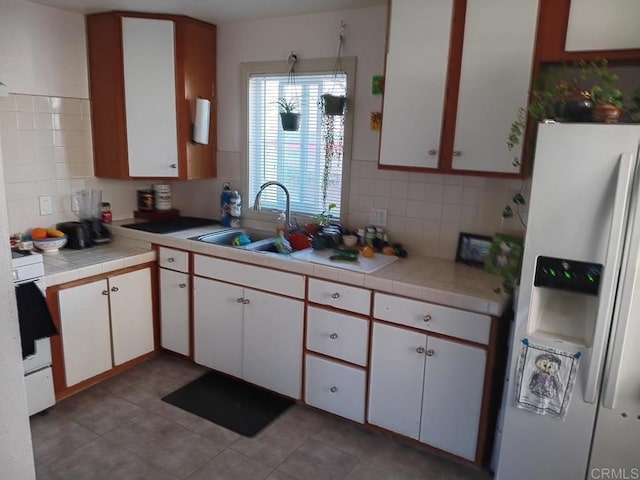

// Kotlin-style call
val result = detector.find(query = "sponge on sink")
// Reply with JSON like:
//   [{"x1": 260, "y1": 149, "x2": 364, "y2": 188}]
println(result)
[{"x1": 232, "y1": 234, "x2": 251, "y2": 246}]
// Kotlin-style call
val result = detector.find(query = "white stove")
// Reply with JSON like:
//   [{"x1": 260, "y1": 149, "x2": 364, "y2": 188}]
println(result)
[{"x1": 12, "y1": 249, "x2": 56, "y2": 415}]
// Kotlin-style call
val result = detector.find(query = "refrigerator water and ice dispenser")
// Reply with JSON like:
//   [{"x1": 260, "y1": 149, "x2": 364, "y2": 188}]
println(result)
[{"x1": 527, "y1": 256, "x2": 603, "y2": 347}]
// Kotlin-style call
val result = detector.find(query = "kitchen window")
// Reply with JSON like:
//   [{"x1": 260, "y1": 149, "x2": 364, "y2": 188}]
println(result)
[{"x1": 241, "y1": 58, "x2": 355, "y2": 221}]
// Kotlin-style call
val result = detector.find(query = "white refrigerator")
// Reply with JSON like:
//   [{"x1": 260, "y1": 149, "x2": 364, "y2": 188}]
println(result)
[{"x1": 496, "y1": 123, "x2": 640, "y2": 480}]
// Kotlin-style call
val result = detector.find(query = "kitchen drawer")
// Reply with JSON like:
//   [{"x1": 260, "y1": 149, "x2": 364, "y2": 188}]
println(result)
[
  {"x1": 194, "y1": 255, "x2": 304, "y2": 299},
  {"x1": 306, "y1": 306, "x2": 369, "y2": 366},
  {"x1": 304, "y1": 354, "x2": 366, "y2": 423},
  {"x1": 373, "y1": 293, "x2": 491, "y2": 345},
  {"x1": 308, "y1": 278, "x2": 371, "y2": 315},
  {"x1": 158, "y1": 247, "x2": 189, "y2": 272}
]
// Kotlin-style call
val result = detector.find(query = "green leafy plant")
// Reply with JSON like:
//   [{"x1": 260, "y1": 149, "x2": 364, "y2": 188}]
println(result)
[
  {"x1": 276, "y1": 97, "x2": 298, "y2": 113},
  {"x1": 508, "y1": 59, "x2": 621, "y2": 151},
  {"x1": 502, "y1": 192, "x2": 527, "y2": 229},
  {"x1": 591, "y1": 85, "x2": 624, "y2": 108},
  {"x1": 311, "y1": 203, "x2": 337, "y2": 226},
  {"x1": 627, "y1": 85, "x2": 640, "y2": 122}
]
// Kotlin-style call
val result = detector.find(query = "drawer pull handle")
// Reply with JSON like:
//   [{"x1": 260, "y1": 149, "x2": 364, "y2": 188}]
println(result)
[
  {"x1": 329, "y1": 333, "x2": 338, "y2": 340},
  {"x1": 427, "y1": 149, "x2": 437, "y2": 156},
  {"x1": 178, "y1": 283, "x2": 187, "y2": 288},
  {"x1": 453, "y1": 150, "x2": 462, "y2": 157},
  {"x1": 331, "y1": 292, "x2": 340, "y2": 299},
  {"x1": 110, "y1": 286, "x2": 119, "y2": 292},
  {"x1": 236, "y1": 297, "x2": 244, "y2": 303},
  {"x1": 426, "y1": 349, "x2": 435, "y2": 357},
  {"x1": 243, "y1": 299, "x2": 250, "y2": 305},
  {"x1": 330, "y1": 386, "x2": 338, "y2": 393},
  {"x1": 423, "y1": 314, "x2": 432, "y2": 322},
  {"x1": 416, "y1": 346, "x2": 425, "y2": 354},
  {"x1": 170, "y1": 164, "x2": 177, "y2": 169},
  {"x1": 102, "y1": 290, "x2": 109, "y2": 296},
  {"x1": 167, "y1": 257, "x2": 175, "y2": 263}
]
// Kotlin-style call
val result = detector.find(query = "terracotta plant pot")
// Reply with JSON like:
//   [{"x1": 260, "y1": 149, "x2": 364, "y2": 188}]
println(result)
[{"x1": 592, "y1": 103, "x2": 623, "y2": 124}]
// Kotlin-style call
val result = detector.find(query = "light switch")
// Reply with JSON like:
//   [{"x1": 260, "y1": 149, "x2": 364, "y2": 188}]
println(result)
[
  {"x1": 39, "y1": 195, "x2": 53, "y2": 216},
  {"x1": 370, "y1": 208, "x2": 387, "y2": 227}
]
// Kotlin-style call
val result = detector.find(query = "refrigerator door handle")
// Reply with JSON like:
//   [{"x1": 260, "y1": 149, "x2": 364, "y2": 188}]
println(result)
[
  {"x1": 585, "y1": 153, "x2": 635, "y2": 404},
  {"x1": 602, "y1": 153, "x2": 640, "y2": 409}
]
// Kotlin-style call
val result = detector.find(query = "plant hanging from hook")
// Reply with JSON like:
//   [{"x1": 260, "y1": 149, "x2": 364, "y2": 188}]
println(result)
[
  {"x1": 278, "y1": 51, "x2": 301, "y2": 131},
  {"x1": 320, "y1": 20, "x2": 347, "y2": 116}
]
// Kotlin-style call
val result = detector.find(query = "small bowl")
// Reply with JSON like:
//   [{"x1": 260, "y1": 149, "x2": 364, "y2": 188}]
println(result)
[
  {"x1": 342, "y1": 235, "x2": 358, "y2": 248},
  {"x1": 33, "y1": 236, "x2": 68, "y2": 253}
]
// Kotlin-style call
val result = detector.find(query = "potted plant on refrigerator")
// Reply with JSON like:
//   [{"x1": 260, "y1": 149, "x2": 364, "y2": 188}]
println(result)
[{"x1": 591, "y1": 85, "x2": 625, "y2": 123}]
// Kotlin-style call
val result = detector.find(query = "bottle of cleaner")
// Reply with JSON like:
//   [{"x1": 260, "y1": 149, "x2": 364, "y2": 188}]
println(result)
[{"x1": 275, "y1": 211, "x2": 287, "y2": 236}]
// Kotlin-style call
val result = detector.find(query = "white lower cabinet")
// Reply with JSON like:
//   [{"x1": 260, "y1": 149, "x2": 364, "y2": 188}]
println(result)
[
  {"x1": 305, "y1": 354, "x2": 366, "y2": 423},
  {"x1": 368, "y1": 321, "x2": 486, "y2": 461},
  {"x1": 194, "y1": 276, "x2": 304, "y2": 399},
  {"x1": 160, "y1": 268, "x2": 190, "y2": 356},
  {"x1": 58, "y1": 267, "x2": 154, "y2": 387}
]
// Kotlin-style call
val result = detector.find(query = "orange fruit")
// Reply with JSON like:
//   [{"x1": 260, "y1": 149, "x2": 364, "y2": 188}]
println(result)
[
  {"x1": 31, "y1": 228, "x2": 47, "y2": 240},
  {"x1": 362, "y1": 246, "x2": 375, "y2": 258}
]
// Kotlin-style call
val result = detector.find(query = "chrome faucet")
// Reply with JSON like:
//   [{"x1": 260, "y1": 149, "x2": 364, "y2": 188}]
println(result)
[{"x1": 253, "y1": 181, "x2": 294, "y2": 230}]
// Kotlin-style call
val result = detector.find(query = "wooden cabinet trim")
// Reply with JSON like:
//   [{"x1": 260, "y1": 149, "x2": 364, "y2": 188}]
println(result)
[{"x1": 535, "y1": 0, "x2": 640, "y2": 62}]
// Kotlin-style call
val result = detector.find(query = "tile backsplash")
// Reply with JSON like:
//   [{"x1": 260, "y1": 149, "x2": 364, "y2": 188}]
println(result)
[
  {"x1": 0, "y1": 94, "x2": 149, "y2": 235},
  {"x1": 172, "y1": 152, "x2": 529, "y2": 261},
  {"x1": 1, "y1": 93, "x2": 528, "y2": 260}
]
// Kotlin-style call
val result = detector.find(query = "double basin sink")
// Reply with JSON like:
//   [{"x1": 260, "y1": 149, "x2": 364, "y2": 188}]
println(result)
[{"x1": 190, "y1": 228, "x2": 284, "y2": 254}]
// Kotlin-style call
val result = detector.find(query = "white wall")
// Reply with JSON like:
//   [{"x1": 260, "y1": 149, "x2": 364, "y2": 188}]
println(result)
[
  {"x1": 0, "y1": 0, "x2": 88, "y2": 98},
  {"x1": 0, "y1": 144, "x2": 36, "y2": 480},
  {"x1": 173, "y1": 5, "x2": 525, "y2": 258}
]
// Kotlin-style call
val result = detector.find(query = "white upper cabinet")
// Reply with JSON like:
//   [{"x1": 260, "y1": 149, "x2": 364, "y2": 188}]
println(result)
[
  {"x1": 379, "y1": 0, "x2": 454, "y2": 169},
  {"x1": 379, "y1": 0, "x2": 539, "y2": 176},
  {"x1": 122, "y1": 18, "x2": 179, "y2": 177},
  {"x1": 565, "y1": 0, "x2": 640, "y2": 52},
  {"x1": 452, "y1": 0, "x2": 538, "y2": 173}
]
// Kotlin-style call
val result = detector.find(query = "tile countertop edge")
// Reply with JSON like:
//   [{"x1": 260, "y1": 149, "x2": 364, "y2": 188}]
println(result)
[{"x1": 105, "y1": 222, "x2": 510, "y2": 317}]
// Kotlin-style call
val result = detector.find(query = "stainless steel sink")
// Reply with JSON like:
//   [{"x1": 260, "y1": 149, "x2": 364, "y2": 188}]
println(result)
[
  {"x1": 190, "y1": 228, "x2": 274, "y2": 246},
  {"x1": 243, "y1": 238, "x2": 282, "y2": 253}
]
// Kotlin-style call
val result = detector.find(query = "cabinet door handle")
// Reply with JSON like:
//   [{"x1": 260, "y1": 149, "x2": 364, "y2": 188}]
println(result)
[
  {"x1": 427, "y1": 149, "x2": 437, "y2": 156},
  {"x1": 178, "y1": 283, "x2": 187, "y2": 288},
  {"x1": 423, "y1": 314, "x2": 432, "y2": 322},
  {"x1": 243, "y1": 299, "x2": 250, "y2": 305},
  {"x1": 331, "y1": 292, "x2": 340, "y2": 299},
  {"x1": 329, "y1": 333, "x2": 338, "y2": 340},
  {"x1": 426, "y1": 349, "x2": 435, "y2": 357},
  {"x1": 330, "y1": 386, "x2": 338, "y2": 393},
  {"x1": 416, "y1": 346, "x2": 425, "y2": 354},
  {"x1": 453, "y1": 150, "x2": 462, "y2": 157},
  {"x1": 167, "y1": 257, "x2": 175, "y2": 263},
  {"x1": 236, "y1": 297, "x2": 244, "y2": 303},
  {"x1": 110, "y1": 286, "x2": 119, "y2": 292},
  {"x1": 102, "y1": 290, "x2": 109, "y2": 296},
  {"x1": 170, "y1": 164, "x2": 177, "y2": 169}
]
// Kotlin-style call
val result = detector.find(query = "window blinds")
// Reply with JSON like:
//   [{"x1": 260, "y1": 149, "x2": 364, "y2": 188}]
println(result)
[{"x1": 248, "y1": 72, "x2": 346, "y2": 217}]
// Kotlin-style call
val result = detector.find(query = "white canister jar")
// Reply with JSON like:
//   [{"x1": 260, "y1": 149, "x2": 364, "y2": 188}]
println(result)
[{"x1": 153, "y1": 184, "x2": 172, "y2": 210}]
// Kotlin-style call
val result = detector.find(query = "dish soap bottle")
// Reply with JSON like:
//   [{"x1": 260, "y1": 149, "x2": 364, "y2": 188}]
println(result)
[{"x1": 275, "y1": 211, "x2": 287, "y2": 236}]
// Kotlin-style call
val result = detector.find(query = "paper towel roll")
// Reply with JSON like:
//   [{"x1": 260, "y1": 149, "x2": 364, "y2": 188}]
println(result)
[{"x1": 193, "y1": 98, "x2": 210, "y2": 144}]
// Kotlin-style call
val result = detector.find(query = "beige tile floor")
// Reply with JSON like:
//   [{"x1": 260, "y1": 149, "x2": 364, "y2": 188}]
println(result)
[{"x1": 31, "y1": 354, "x2": 493, "y2": 480}]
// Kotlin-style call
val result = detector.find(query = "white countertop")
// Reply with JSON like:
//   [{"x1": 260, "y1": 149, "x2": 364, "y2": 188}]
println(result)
[{"x1": 101, "y1": 219, "x2": 509, "y2": 316}]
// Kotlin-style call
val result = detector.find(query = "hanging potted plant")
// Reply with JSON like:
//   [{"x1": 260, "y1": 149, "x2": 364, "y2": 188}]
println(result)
[
  {"x1": 277, "y1": 97, "x2": 300, "y2": 131},
  {"x1": 321, "y1": 22, "x2": 348, "y2": 116},
  {"x1": 321, "y1": 93, "x2": 346, "y2": 116}
]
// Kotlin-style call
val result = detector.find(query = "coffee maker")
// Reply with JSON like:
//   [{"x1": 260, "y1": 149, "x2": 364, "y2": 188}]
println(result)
[{"x1": 77, "y1": 189, "x2": 111, "y2": 245}]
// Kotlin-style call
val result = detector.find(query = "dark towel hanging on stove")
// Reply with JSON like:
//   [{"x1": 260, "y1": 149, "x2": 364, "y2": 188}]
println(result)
[{"x1": 15, "y1": 281, "x2": 58, "y2": 358}]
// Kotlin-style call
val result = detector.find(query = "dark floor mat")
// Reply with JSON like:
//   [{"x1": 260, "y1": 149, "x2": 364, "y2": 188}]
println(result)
[
  {"x1": 121, "y1": 217, "x2": 217, "y2": 234},
  {"x1": 161, "y1": 372, "x2": 294, "y2": 437}
]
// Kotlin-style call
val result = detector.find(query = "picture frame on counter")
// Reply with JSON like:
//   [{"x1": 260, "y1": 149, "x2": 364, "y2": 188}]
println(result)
[{"x1": 455, "y1": 233, "x2": 493, "y2": 267}]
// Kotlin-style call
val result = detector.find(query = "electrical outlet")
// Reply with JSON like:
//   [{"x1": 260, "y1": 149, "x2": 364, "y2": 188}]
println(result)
[
  {"x1": 39, "y1": 195, "x2": 53, "y2": 216},
  {"x1": 370, "y1": 208, "x2": 387, "y2": 227},
  {"x1": 71, "y1": 194, "x2": 79, "y2": 213}
]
